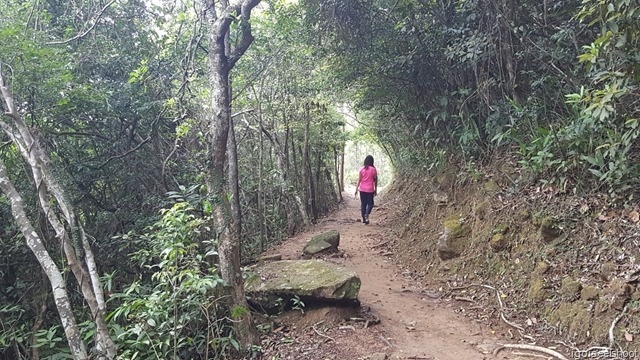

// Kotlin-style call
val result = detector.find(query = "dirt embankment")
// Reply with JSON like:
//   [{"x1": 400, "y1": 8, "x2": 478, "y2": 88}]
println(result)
[{"x1": 382, "y1": 157, "x2": 640, "y2": 355}]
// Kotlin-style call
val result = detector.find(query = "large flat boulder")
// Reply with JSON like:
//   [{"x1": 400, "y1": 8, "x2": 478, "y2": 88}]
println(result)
[
  {"x1": 245, "y1": 260, "x2": 360, "y2": 312},
  {"x1": 303, "y1": 230, "x2": 340, "y2": 255}
]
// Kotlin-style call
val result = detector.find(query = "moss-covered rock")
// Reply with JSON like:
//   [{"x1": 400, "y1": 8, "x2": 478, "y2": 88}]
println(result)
[
  {"x1": 489, "y1": 234, "x2": 508, "y2": 251},
  {"x1": 245, "y1": 260, "x2": 360, "y2": 312},
  {"x1": 603, "y1": 278, "x2": 632, "y2": 311},
  {"x1": 303, "y1": 240, "x2": 333, "y2": 255},
  {"x1": 581, "y1": 285, "x2": 600, "y2": 301},
  {"x1": 489, "y1": 224, "x2": 510, "y2": 251},
  {"x1": 528, "y1": 278, "x2": 549, "y2": 303},
  {"x1": 538, "y1": 216, "x2": 563, "y2": 243},
  {"x1": 600, "y1": 261, "x2": 616, "y2": 279},
  {"x1": 547, "y1": 301, "x2": 593, "y2": 339},
  {"x1": 482, "y1": 181, "x2": 501, "y2": 195},
  {"x1": 303, "y1": 230, "x2": 340, "y2": 255},
  {"x1": 560, "y1": 278, "x2": 582, "y2": 301},
  {"x1": 473, "y1": 201, "x2": 490, "y2": 221},
  {"x1": 534, "y1": 261, "x2": 550, "y2": 275},
  {"x1": 437, "y1": 216, "x2": 471, "y2": 260}
]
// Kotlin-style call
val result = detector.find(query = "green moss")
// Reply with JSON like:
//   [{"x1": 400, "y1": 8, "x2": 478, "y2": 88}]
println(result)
[
  {"x1": 560, "y1": 278, "x2": 582, "y2": 301},
  {"x1": 581, "y1": 285, "x2": 600, "y2": 301},
  {"x1": 438, "y1": 216, "x2": 472, "y2": 260},
  {"x1": 516, "y1": 210, "x2": 530, "y2": 221},
  {"x1": 603, "y1": 278, "x2": 632, "y2": 310},
  {"x1": 493, "y1": 223, "x2": 509, "y2": 235},
  {"x1": 528, "y1": 279, "x2": 549, "y2": 303},
  {"x1": 547, "y1": 301, "x2": 593, "y2": 339},
  {"x1": 601, "y1": 262, "x2": 616, "y2": 278},
  {"x1": 490, "y1": 233, "x2": 508, "y2": 251},
  {"x1": 473, "y1": 201, "x2": 489, "y2": 221},
  {"x1": 483, "y1": 181, "x2": 501, "y2": 194},
  {"x1": 444, "y1": 216, "x2": 465, "y2": 235},
  {"x1": 534, "y1": 261, "x2": 550, "y2": 275}
]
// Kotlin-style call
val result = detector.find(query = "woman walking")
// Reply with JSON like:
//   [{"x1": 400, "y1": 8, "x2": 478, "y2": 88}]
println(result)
[{"x1": 355, "y1": 155, "x2": 377, "y2": 224}]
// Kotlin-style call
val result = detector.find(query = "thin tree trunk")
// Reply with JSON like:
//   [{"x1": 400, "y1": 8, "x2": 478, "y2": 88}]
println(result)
[
  {"x1": 0, "y1": 159, "x2": 87, "y2": 360},
  {"x1": 301, "y1": 107, "x2": 312, "y2": 218},
  {"x1": 204, "y1": 0, "x2": 261, "y2": 350},
  {"x1": 333, "y1": 146, "x2": 343, "y2": 201},
  {"x1": 258, "y1": 108, "x2": 265, "y2": 251},
  {"x1": 30, "y1": 273, "x2": 49, "y2": 360},
  {"x1": 0, "y1": 69, "x2": 115, "y2": 358},
  {"x1": 228, "y1": 112, "x2": 242, "y2": 259}
]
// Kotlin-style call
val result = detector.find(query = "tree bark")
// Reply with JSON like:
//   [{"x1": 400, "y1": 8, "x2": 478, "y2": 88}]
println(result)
[
  {"x1": 0, "y1": 69, "x2": 115, "y2": 358},
  {"x1": 204, "y1": 0, "x2": 261, "y2": 351},
  {"x1": 0, "y1": 159, "x2": 88, "y2": 360},
  {"x1": 301, "y1": 107, "x2": 312, "y2": 219}
]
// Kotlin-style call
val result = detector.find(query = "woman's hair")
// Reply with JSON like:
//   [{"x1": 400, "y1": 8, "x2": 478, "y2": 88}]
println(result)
[{"x1": 363, "y1": 155, "x2": 374, "y2": 168}]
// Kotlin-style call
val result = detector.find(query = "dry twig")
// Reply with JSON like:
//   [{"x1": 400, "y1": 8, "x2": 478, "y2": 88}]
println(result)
[
  {"x1": 449, "y1": 283, "x2": 526, "y2": 332},
  {"x1": 378, "y1": 334, "x2": 393, "y2": 347},
  {"x1": 454, "y1": 296, "x2": 477, "y2": 303},
  {"x1": 311, "y1": 325, "x2": 334, "y2": 343},
  {"x1": 371, "y1": 240, "x2": 390, "y2": 248}
]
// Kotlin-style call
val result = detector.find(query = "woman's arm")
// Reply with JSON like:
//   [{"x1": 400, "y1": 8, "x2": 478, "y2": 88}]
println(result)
[
  {"x1": 374, "y1": 175, "x2": 378, "y2": 196},
  {"x1": 355, "y1": 172, "x2": 361, "y2": 196}
]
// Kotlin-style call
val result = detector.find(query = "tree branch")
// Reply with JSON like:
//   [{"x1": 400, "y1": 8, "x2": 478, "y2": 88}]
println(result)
[
  {"x1": 228, "y1": 0, "x2": 261, "y2": 69},
  {"x1": 46, "y1": 0, "x2": 117, "y2": 45}
]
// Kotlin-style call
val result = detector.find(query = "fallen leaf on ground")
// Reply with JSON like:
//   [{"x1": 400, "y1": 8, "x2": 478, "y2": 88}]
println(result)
[
  {"x1": 625, "y1": 331, "x2": 633, "y2": 342},
  {"x1": 628, "y1": 210, "x2": 639, "y2": 223}
]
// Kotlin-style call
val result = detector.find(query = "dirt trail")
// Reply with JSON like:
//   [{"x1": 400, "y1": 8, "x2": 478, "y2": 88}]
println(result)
[{"x1": 263, "y1": 194, "x2": 518, "y2": 360}]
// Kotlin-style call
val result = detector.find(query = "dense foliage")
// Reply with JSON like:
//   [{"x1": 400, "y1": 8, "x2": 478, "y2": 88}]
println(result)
[
  {"x1": 0, "y1": 0, "x2": 342, "y2": 357},
  {"x1": 301, "y1": 0, "x2": 639, "y2": 200},
  {"x1": 1, "y1": 0, "x2": 637, "y2": 357}
]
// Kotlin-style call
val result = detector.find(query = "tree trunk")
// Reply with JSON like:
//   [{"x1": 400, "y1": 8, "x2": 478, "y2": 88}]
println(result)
[
  {"x1": 228, "y1": 114, "x2": 243, "y2": 259},
  {"x1": 0, "y1": 159, "x2": 88, "y2": 360},
  {"x1": 301, "y1": 108, "x2": 312, "y2": 219},
  {"x1": 333, "y1": 146, "x2": 343, "y2": 201},
  {"x1": 204, "y1": 0, "x2": 261, "y2": 351},
  {"x1": 0, "y1": 69, "x2": 115, "y2": 358},
  {"x1": 258, "y1": 107, "x2": 266, "y2": 252}
]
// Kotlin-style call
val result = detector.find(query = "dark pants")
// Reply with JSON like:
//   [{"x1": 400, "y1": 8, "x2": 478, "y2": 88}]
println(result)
[{"x1": 360, "y1": 192, "x2": 374, "y2": 219}]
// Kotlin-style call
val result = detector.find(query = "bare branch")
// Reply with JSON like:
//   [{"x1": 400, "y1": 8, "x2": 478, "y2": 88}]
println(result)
[{"x1": 46, "y1": 0, "x2": 117, "y2": 45}]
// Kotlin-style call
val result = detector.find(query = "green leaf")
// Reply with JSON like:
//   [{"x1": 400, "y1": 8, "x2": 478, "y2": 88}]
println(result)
[
  {"x1": 230, "y1": 338, "x2": 240, "y2": 351},
  {"x1": 588, "y1": 168, "x2": 604, "y2": 178}
]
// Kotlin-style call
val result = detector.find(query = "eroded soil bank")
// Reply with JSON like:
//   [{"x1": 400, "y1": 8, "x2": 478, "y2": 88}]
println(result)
[{"x1": 381, "y1": 159, "x2": 640, "y2": 357}]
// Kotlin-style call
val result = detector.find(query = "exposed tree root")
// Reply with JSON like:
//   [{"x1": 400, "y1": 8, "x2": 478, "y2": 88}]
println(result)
[
  {"x1": 609, "y1": 303, "x2": 629, "y2": 349},
  {"x1": 493, "y1": 344, "x2": 568, "y2": 360}
]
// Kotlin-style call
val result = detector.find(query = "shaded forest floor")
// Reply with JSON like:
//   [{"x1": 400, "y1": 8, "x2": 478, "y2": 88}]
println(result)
[{"x1": 256, "y1": 192, "x2": 532, "y2": 360}]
